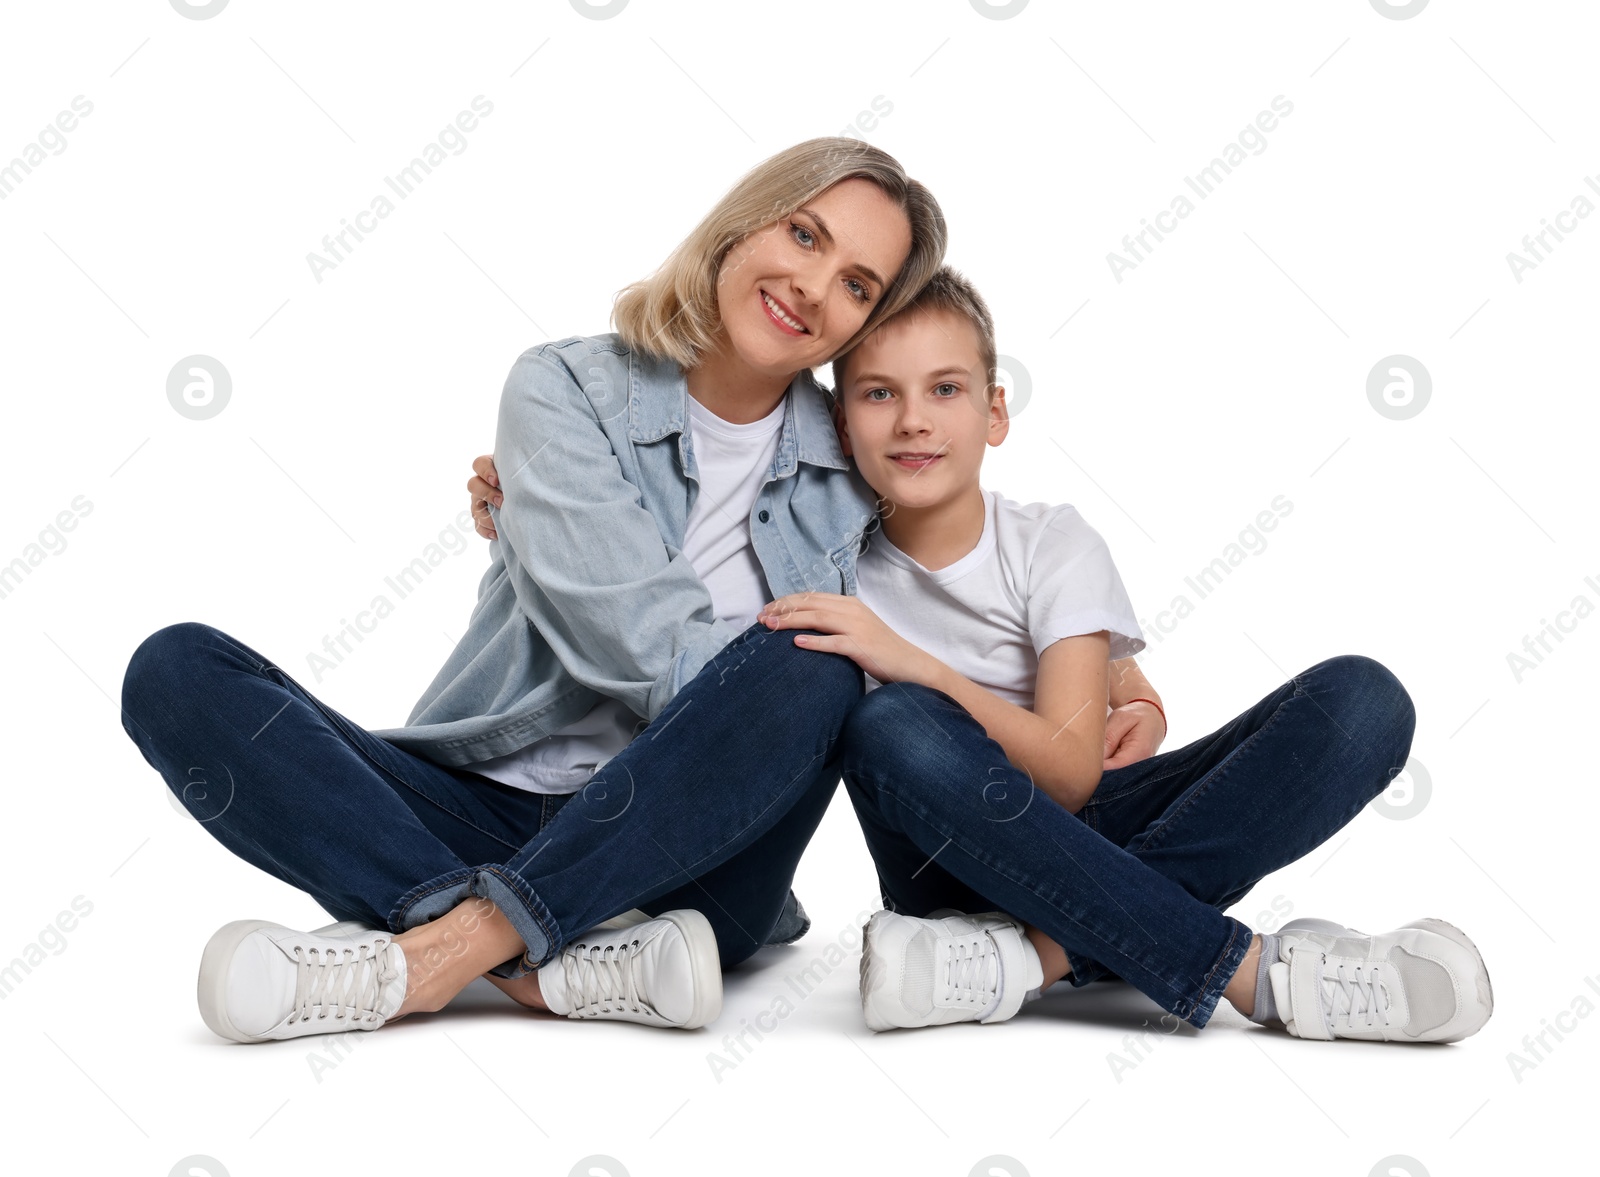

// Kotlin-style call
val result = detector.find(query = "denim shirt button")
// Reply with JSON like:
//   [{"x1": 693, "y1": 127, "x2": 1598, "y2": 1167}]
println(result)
[{"x1": 757, "y1": 509, "x2": 770, "y2": 523}]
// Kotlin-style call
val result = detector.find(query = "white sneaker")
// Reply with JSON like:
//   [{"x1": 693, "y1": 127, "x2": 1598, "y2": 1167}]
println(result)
[
  {"x1": 536, "y1": 908, "x2": 721, "y2": 1029},
  {"x1": 859, "y1": 909, "x2": 1043, "y2": 1031},
  {"x1": 1269, "y1": 917, "x2": 1494, "y2": 1043},
  {"x1": 197, "y1": 919, "x2": 406, "y2": 1043}
]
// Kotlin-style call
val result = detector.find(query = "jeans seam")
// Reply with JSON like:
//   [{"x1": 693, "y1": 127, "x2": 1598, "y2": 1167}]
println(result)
[
  {"x1": 630, "y1": 737, "x2": 838, "y2": 887},
  {"x1": 174, "y1": 631, "x2": 513, "y2": 850},
  {"x1": 870, "y1": 772, "x2": 1144, "y2": 988},
  {"x1": 225, "y1": 636, "x2": 269, "y2": 675},
  {"x1": 1136, "y1": 690, "x2": 1295, "y2": 857},
  {"x1": 264, "y1": 664, "x2": 531, "y2": 854},
  {"x1": 1089, "y1": 746, "x2": 1206, "y2": 806},
  {"x1": 1089, "y1": 677, "x2": 1302, "y2": 813}
]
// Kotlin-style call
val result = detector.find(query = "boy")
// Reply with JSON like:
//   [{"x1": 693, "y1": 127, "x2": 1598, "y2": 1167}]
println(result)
[{"x1": 756, "y1": 267, "x2": 1492, "y2": 1041}]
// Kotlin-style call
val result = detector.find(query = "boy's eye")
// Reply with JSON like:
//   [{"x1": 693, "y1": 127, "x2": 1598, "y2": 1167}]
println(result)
[
  {"x1": 934, "y1": 383, "x2": 959, "y2": 397},
  {"x1": 865, "y1": 388, "x2": 891, "y2": 402}
]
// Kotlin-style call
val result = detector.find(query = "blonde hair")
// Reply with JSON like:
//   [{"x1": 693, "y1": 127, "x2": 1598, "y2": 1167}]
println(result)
[
  {"x1": 612, "y1": 138, "x2": 947, "y2": 370},
  {"x1": 831, "y1": 264, "x2": 997, "y2": 397}
]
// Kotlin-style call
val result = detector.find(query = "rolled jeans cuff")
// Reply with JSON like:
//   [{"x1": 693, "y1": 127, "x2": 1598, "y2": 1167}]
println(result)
[
  {"x1": 389, "y1": 865, "x2": 562, "y2": 980},
  {"x1": 1185, "y1": 915, "x2": 1255, "y2": 1028}
]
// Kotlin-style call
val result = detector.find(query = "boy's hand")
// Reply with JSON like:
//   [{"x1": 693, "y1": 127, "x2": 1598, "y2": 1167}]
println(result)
[
  {"x1": 758, "y1": 592, "x2": 937, "y2": 685},
  {"x1": 1103, "y1": 701, "x2": 1165, "y2": 769}
]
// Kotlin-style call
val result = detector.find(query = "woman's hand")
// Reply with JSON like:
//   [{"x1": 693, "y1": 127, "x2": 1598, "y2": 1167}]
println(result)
[
  {"x1": 468, "y1": 454, "x2": 503, "y2": 540},
  {"x1": 1103, "y1": 700, "x2": 1165, "y2": 770},
  {"x1": 758, "y1": 592, "x2": 939, "y2": 686}
]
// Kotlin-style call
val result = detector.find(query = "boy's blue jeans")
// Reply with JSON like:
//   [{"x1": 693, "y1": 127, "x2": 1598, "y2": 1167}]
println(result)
[
  {"x1": 841, "y1": 655, "x2": 1417, "y2": 1028},
  {"x1": 120, "y1": 620, "x2": 860, "y2": 978}
]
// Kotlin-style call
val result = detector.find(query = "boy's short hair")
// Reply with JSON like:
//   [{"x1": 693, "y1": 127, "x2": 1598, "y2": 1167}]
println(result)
[{"x1": 830, "y1": 264, "x2": 998, "y2": 400}]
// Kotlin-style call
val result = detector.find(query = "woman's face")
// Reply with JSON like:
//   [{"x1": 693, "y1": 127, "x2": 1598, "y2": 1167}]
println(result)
[{"x1": 715, "y1": 177, "x2": 914, "y2": 379}]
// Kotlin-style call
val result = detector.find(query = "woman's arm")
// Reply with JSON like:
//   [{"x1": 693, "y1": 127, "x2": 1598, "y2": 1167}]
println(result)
[
  {"x1": 489, "y1": 345, "x2": 740, "y2": 723},
  {"x1": 757, "y1": 593, "x2": 1107, "y2": 812}
]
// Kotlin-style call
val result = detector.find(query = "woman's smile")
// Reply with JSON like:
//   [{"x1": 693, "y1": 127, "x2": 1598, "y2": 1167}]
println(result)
[{"x1": 760, "y1": 289, "x2": 810, "y2": 336}]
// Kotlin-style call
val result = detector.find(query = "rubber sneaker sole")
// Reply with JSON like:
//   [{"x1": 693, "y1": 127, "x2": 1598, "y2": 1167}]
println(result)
[
  {"x1": 197, "y1": 919, "x2": 291, "y2": 1044},
  {"x1": 859, "y1": 910, "x2": 898, "y2": 1032},
  {"x1": 197, "y1": 919, "x2": 401, "y2": 1044},
  {"x1": 669, "y1": 909, "x2": 723, "y2": 1029},
  {"x1": 1409, "y1": 916, "x2": 1494, "y2": 1032}
]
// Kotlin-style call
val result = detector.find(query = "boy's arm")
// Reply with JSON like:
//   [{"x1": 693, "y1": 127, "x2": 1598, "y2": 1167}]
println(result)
[
  {"x1": 921, "y1": 633, "x2": 1110, "y2": 815},
  {"x1": 1109, "y1": 656, "x2": 1160, "y2": 710},
  {"x1": 1107, "y1": 655, "x2": 1167, "y2": 757}
]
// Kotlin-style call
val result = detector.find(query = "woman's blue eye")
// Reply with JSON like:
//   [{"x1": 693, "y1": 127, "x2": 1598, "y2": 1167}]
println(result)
[{"x1": 791, "y1": 222, "x2": 869, "y2": 302}]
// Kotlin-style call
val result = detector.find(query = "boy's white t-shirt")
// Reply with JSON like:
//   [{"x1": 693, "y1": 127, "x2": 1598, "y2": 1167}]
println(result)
[
  {"x1": 856, "y1": 488, "x2": 1146, "y2": 710},
  {"x1": 466, "y1": 393, "x2": 787, "y2": 794}
]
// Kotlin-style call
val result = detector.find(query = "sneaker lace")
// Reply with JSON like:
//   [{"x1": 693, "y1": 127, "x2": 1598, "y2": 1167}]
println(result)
[
  {"x1": 290, "y1": 939, "x2": 399, "y2": 1027},
  {"x1": 1323, "y1": 961, "x2": 1392, "y2": 1032},
  {"x1": 942, "y1": 934, "x2": 1001, "y2": 1008},
  {"x1": 564, "y1": 939, "x2": 648, "y2": 1019}
]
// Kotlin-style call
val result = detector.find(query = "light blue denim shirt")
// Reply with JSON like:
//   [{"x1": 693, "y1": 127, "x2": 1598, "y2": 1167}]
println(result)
[{"x1": 374, "y1": 333, "x2": 880, "y2": 767}]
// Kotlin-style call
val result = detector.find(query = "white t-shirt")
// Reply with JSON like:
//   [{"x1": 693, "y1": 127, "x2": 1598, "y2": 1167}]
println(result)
[
  {"x1": 467, "y1": 392, "x2": 787, "y2": 794},
  {"x1": 856, "y1": 488, "x2": 1145, "y2": 710},
  {"x1": 677, "y1": 394, "x2": 787, "y2": 628}
]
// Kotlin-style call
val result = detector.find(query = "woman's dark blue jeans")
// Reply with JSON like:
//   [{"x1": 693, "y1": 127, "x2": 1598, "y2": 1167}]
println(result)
[
  {"x1": 120, "y1": 620, "x2": 861, "y2": 978},
  {"x1": 840, "y1": 654, "x2": 1417, "y2": 1028}
]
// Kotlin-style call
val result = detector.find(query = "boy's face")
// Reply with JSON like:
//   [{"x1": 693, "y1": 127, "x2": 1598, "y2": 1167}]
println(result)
[{"x1": 833, "y1": 307, "x2": 1008, "y2": 510}]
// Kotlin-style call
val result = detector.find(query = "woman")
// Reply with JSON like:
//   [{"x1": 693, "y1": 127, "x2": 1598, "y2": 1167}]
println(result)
[{"x1": 120, "y1": 137, "x2": 1026, "y2": 1042}]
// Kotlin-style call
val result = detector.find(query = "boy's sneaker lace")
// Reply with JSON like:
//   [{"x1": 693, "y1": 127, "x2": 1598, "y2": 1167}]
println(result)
[{"x1": 859, "y1": 909, "x2": 1043, "y2": 1031}]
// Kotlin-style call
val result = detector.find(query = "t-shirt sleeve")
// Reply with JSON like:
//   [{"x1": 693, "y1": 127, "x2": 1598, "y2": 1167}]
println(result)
[{"x1": 1024, "y1": 506, "x2": 1146, "y2": 661}]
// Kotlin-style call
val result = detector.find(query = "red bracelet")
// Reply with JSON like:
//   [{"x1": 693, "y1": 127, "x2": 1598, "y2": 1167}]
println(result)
[{"x1": 1123, "y1": 696, "x2": 1167, "y2": 731}]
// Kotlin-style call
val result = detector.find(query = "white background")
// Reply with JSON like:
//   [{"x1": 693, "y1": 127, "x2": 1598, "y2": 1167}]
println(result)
[{"x1": 1, "y1": 1, "x2": 1593, "y2": 1174}]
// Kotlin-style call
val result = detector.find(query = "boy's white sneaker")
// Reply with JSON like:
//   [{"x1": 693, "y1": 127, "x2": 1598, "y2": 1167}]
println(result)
[
  {"x1": 1270, "y1": 917, "x2": 1493, "y2": 1043},
  {"x1": 537, "y1": 908, "x2": 721, "y2": 1029},
  {"x1": 197, "y1": 919, "x2": 406, "y2": 1043},
  {"x1": 859, "y1": 909, "x2": 1042, "y2": 1031}
]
